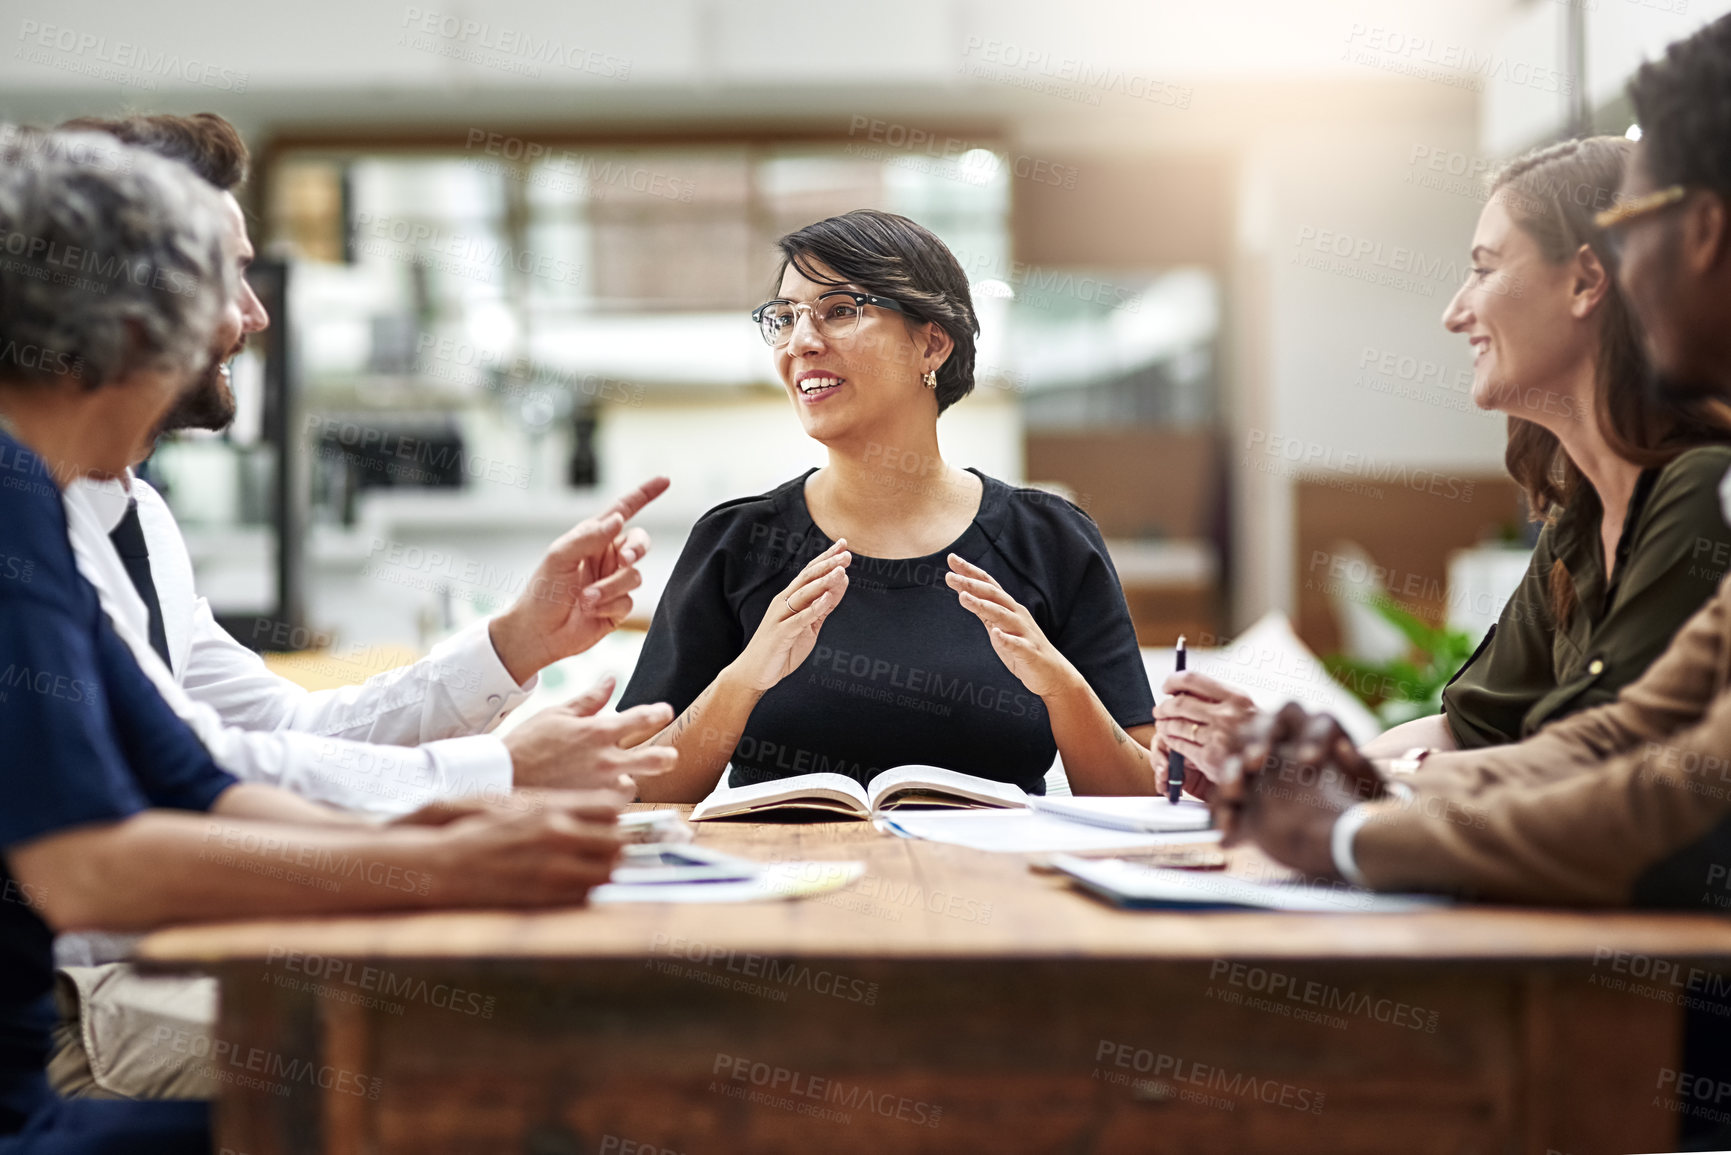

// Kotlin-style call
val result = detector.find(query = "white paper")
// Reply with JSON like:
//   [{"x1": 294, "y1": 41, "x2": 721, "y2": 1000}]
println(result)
[
  {"x1": 610, "y1": 843, "x2": 762, "y2": 885},
  {"x1": 1053, "y1": 856, "x2": 1450, "y2": 913},
  {"x1": 879, "y1": 809, "x2": 1223, "y2": 854},
  {"x1": 591, "y1": 860, "x2": 867, "y2": 904},
  {"x1": 1029, "y1": 796, "x2": 1213, "y2": 833},
  {"x1": 1142, "y1": 613, "x2": 1384, "y2": 746}
]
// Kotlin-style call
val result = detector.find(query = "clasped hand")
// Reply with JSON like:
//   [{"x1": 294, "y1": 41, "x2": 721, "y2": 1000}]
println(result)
[{"x1": 1211, "y1": 702, "x2": 1389, "y2": 878}]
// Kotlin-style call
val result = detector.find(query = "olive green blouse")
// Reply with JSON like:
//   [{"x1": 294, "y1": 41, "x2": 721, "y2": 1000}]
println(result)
[{"x1": 1442, "y1": 445, "x2": 1731, "y2": 748}]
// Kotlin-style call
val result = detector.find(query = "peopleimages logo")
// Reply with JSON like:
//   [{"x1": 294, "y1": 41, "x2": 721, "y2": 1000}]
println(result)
[
  {"x1": 0, "y1": 664, "x2": 96, "y2": 705},
  {"x1": 710, "y1": 1054, "x2": 943, "y2": 1128},
  {"x1": 958, "y1": 37, "x2": 1193, "y2": 109},
  {"x1": 1094, "y1": 1040, "x2": 1325, "y2": 1114},
  {"x1": 1205, "y1": 961, "x2": 1440, "y2": 1032},
  {"x1": 1341, "y1": 23, "x2": 1572, "y2": 95},
  {"x1": 1242, "y1": 429, "x2": 1477, "y2": 501},
  {"x1": 0, "y1": 226, "x2": 201, "y2": 297},
  {"x1": 649, "y1": 933, "x2": 881, "y2": 1005},
  {"x1": 306, "y1": 415, "x2": 531, "y2": 490},
  {"x1": 266, "y1": 947, "x2": 497, "y2": 1018},
  {"x1": 399, "y1": 8, "x2": 631, "y2": 80},
  {"x1": 15, "y1": 20, "x2": 250, "y2": 91},
  {"x1": 0, "y1": 340, "x2": 81, "y2": 378},
  {"x1": 350, "y1": 211, "x2": 583, "y2": 287},
  {"x1": 807, "y1": 643, "x2": 1043, "y2": 720},
  {"x1": 146, "y1": 1025, "x2": 381, "y2": 1100}
]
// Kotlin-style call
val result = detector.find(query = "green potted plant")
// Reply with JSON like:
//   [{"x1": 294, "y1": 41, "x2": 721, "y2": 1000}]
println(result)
[{"x1": 1324, "y1": 597, "x2": 1478, "y2": 726}]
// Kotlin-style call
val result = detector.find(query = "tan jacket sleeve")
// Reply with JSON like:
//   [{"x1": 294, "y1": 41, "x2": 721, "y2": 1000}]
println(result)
[
  {"x1": 1409, "y1": 577, "x2": 1731, "y2": 801},
  {"x1": 1351, "y1": 581, "x2": 1731, "y2": 905}
]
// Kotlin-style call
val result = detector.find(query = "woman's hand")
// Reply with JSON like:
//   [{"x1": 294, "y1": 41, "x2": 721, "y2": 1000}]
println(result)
[
  {"x1": 1152, "y1": 744, "x2": 1219, "y2": 803},
  {"x1": 728, "y1": 540, "x2": 851, "y2": 693},
  {"x1": 946, "y1": 554, "x2": 1077, "y2": 698},
  {"x1": 1154, "y1": 670, "x2": 1260, "y2": 784}
]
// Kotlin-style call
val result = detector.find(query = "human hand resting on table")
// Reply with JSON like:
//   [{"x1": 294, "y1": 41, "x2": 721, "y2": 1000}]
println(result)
[
  {"x1": 422, "y1": 800, "x2": 627, "y2": 907},
  {"x1": 1154, "y1": 670, "x2": 1260, "y2": 786},
  {"x1": 1212, "y1": 702, "x2": 1388, "y2": 878},
  {"x1": 945, "y1": 554, "x2": 1078, "y2": 697},
  {"x1": 728, "y1": 539, "x2": 851, "y2": 692}
]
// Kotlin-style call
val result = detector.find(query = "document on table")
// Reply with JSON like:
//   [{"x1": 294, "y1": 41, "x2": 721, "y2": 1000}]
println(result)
[
  {"x1": 1028, "y1": 795, "x2": 1213, "y2": 834},
  {"x1": 1052, "y1": 855, "x2": 1451, "y2": 913},
  {"x1": 878, "y1": 809, "x2": 1222, "y2": 854},
  {"x1": 610, "y1": 843, "x2": 761, "y2": 885},
  {"x1": 591, "y1": 860, "x2": 866, "y2": 905}
]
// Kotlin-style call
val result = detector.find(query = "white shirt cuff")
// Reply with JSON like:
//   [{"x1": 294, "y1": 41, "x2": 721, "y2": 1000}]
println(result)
[
  {"x1": 1330, "y1": 783, "x2": 1413, "y2": 889},
  {"x1": 427, "y1": 734, "x2": 515, "y2": 798},
  {"x1": 426, "y1": 621, "x2": 539, "y2": 731}
]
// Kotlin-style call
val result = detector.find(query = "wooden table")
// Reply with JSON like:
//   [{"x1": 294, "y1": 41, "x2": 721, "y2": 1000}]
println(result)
[{"x1": 138, "y1": 810, "x2": 1731, "y2": 1154}]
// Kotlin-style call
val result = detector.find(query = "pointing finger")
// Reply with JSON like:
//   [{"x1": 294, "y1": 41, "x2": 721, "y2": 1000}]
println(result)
[{"x1": 603, "y1": 476, "x2": 671, "y2": 523}]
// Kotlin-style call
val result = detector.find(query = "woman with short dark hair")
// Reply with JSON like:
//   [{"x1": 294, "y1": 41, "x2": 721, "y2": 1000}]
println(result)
[{"x1": 624, "y1": 209, "x2": 1158, "y2": 801}]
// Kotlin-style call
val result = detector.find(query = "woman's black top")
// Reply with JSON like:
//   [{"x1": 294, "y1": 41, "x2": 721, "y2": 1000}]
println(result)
[{"x1": 619, "y1": 469, "x2": 1155, "y2": 794}]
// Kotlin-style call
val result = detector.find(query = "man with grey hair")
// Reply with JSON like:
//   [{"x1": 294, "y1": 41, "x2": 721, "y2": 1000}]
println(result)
[
  {"x1": 58, "y1": 112, "x2": 678, "y2": 821},
  {"x1": 39, "y1": 111, "x2": 679, "y2": 1106},
  {"x1": 0, "y1": 127, "x2": 629, "y2": 1154},
  {"x1": 0, "y1": 125, "x2": 236, "y2": 427}
]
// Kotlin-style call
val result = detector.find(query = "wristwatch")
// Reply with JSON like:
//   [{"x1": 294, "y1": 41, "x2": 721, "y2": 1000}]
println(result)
[{"x1": 1387, "y1": 746, "x2": 1433, "y2": 777}]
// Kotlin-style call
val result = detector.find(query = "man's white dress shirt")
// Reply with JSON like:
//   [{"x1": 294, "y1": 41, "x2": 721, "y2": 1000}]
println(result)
[
  {"x1": 54, "y1": 473, "x2": 535, "y2": 980},
  {"x1": 61, "y1": 474, "x2": 532, "y2": 818}
]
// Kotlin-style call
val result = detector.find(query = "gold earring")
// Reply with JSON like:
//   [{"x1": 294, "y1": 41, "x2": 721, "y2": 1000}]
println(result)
[{"x1": 923, "y1": 370, "x2": 938, "y2": 390}]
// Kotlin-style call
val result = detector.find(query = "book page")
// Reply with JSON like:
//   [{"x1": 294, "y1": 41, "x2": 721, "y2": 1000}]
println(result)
[
  {"x1": 865, "y1": 765, "x2": 1030, "y2": 812},
  {"x1": 690, "y1": 772, "x2": 871, "y2": 821}
]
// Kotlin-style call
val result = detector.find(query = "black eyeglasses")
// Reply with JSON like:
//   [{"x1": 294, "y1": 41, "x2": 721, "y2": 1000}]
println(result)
[
  {"x1": 751, "y1": 290, "x2": 909, "y2": 348},
  {"x1": 1595, "y1": 185, "x2": 1689, "y2": 259}
]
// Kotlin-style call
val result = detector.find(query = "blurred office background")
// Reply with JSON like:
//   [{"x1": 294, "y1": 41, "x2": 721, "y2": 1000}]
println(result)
[{"x1": 2, "y1": 0, "x2": 1719, "y2": 718}]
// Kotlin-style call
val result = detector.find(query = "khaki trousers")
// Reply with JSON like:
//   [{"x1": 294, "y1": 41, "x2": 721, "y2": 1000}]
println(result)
[{"x1": 48, "y1": 964, "x2": 219, "y2": 1101}]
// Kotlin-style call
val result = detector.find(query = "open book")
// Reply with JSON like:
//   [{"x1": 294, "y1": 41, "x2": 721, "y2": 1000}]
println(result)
[{"x1": 690, "y1": 765, "x2": 1029, "y2": 822}]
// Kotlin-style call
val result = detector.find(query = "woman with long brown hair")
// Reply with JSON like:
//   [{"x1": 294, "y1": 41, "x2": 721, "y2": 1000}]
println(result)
[{"x1": 1157, "y1": 135, "x2": 1731, "y2": 789}]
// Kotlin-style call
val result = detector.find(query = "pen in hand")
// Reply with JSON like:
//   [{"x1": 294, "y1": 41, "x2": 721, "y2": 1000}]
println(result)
[{"x1": 1167, "y1": 635, "x2": 1186, "y2": 805}]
